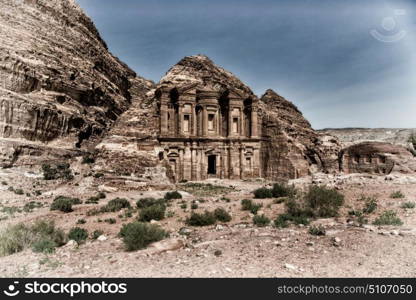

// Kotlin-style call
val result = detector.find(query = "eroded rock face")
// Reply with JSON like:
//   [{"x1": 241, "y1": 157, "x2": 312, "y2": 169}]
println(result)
[
  {"x1": 340, "y1": 142, "x2": 416, "y2": 175},
  {"x1": 94, "y1": 78, "x2": 167, "y2": 184},
  {"x1": 259, "y1": 89, "x2": 341, "y2": 180},
  {"x1": 0, "y1": 0, "x2": 146, "y2": 153}
]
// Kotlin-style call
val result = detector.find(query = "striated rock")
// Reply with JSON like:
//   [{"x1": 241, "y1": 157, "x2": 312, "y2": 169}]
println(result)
[
  {"x1": 319, "y1": 128, "x2": 416, "y2": 147},
  {"x1": 0, "y1": 0, "x2": 149, "y2": 166},
  {"x1": 340, "y1": 142, "x2": 416, "y2": 175},
  {"x1": 259, "y1": 89, "x2": 341, "y2": 180}
]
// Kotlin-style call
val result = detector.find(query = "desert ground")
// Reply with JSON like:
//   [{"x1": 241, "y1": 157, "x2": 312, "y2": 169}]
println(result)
[{"x1": 0, "y1": 160, "x2": 415, "y2": 278}]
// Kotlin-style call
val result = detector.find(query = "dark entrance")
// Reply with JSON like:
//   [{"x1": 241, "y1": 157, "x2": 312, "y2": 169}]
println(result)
[{"x1": 208, "y1": 155, "x2": 216, "y2": 175}]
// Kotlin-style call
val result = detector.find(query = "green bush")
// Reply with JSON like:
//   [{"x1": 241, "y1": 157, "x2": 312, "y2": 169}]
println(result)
[
  {"x1": 274, "y1": 214, "x2": 291, "y2": 228},
  {"x1": 185, "y1": 211, "x2": 216, "y2": 226},
  {"x1": 164, "y1": 191, "x2": 182, "y2": 200},
  {"x1": 41, "y1": 163, "x2": 73, "y2": 180},
  {"x1": 291, "y1": 215, "x2": 311, "y2": 225},
  {"x1": 138, "y1": 204, "x2": 166, "y2": 222},
  {"x1": 271, "y1": 183, "x2": 296, "y2": 198},
  {"x1": 214, "y1": 207, "x2": 231, "y2": 222},
  {"x1": 85, "y1": 196, "x2": 100, "y2": 204},
  {"x1": 86, "y1": 192, "x2": 107, "y2": 204},
  {"x1": 253, "y1": 214, "x2": 270, "y2": 227},
  {"x1": 50, "y1": 199, "x2": 73, "y2": 213},
  {"x1": 136, "y1": 198, "x2": 165, "y2": 208},
  {"x1": 308, "y1": 225, "x2": 326, "y2": 236},
  {"x1": 401, "y1": 202, "x2": 416, "y2": 209},
  {"x1": 23, "y1": 201, "x2": 43, "y2": 213},
  {"x1": 0, "y1": 220, "x2": 66, "y2": 256},
  {"x1": 253, "y1": 187, "x2": 273, "y2": 199},
  {"x1": 104, "y1": 218, "x2": 116, "y2": 224},
  {"x1": 76, "y1": 219, "x2": 86, "y2": 225},
  {"x1": 14, "y1": 188, "x2": 24, "y2": 195},
  {"x1": 191, "y1": 203, "x2": 198, "y2": 209},
  {"x1": 32, "y1": 239, "x2": 56, "y2": 254},
  {"x1": 373, "y1": 211, "x2": 403, "y2": 226},
  {"x1": 241, "y1": 199, "x2": 262, "y2": 214},
  {"x1": 362, "y1": 197, "x2": 378, "y2": 214},
  {"x1": 54, "y1": 196, "x2": 82, "y2": 205},
  {"x1": 119, "y1": 222, "x2": 167, "y2": 251},
  {"x1": 102, "y1": 198, "x2": 131, "y2": 212},
  {"x1": 93, "y1": 172, "x2": 104, "y2": 178},
  {"x1": 303, "y1": 185, "x2": 344, "y2": 218},
  {"x1": 82, "y1": 156, "x2": 95, "y2": 164},
  {"x1": 68, "y1": 227, "x2": 88, "y2": 244},
  {"x1": 390, "y1": 191, "x2": 405, "y2": 199},
  {"x1": 97, "y1": 192, "x2": 106, "y2": 199}
]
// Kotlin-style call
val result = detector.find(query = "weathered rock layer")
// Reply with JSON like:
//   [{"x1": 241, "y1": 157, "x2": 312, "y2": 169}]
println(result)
[{"x1": 0, "y1": 0, "x2": 152, "y2": 166}]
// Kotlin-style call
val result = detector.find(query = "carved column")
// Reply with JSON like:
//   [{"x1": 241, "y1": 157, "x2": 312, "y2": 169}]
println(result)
[
  {"x1": 202, "y1": 105, "x2": 208, "y2": 136},
  {"x1": 178, "y1": 103, "x2": 183, "y2": 135},
  {"x1": 191, "y1": 143, "x2": 197, "y2": 180},
  {"x1": 178, "y1": 148, "x2": 184, "y2": 181},
  {"x1": 239, "y1": 107, "x2": 244, "y2": 137},
  {"x1": 160, "y1": 92, "x2": 169, "y2": 135},
  {"x1": 192, "y1": 105, "x2": 197, "y2": 136},
  {"x1": 228, "y1": 106, "x2": 233, "y2": 137},
  {"x1": 251, "y1": 106, "x2": 258, "y2": 138},
  {"x1": 183, "y1": 143, "x2": 192, "y2": 180},
  {"x1": 239, "y1": 146, "x2": 245, "y2": 179}
]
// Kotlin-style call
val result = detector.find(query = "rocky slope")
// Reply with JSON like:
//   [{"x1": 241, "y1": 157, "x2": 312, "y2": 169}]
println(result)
[
  {"x1": 0, "y1": 0, "x2": 151, "y2": 166},
  {"x1": 259, "y1": 89, "x2": 341, "y2": 179},
  {"x1": 319, "y1": 128, "x2": 416, "y2": 148}
]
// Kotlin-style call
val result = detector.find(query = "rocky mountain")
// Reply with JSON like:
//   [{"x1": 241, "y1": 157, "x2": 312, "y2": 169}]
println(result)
[
  {"x1": 259, "y1": 89, "x2": 341, "y2": 179},
  {"x1": 6, "y1": 1, "x2": 409, "y2": 183},
  {"x1": 340, "y1": 141, "x2": 416, "y2": 175},
  {"x1": 0, "y1": 0, "x2": 152, "y2": 166},
  {"x1": 319, "y1": 128, "x2": 416, "y2": 147}
]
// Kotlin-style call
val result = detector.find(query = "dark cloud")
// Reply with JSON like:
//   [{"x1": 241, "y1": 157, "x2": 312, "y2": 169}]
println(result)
[{"x1": 77, "y1": 0, "x2": 416, "y2": 129}]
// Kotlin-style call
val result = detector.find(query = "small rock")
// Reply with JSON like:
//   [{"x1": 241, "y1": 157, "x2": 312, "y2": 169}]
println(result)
[
  {"x1": 64, "y1": 240, "x2": 78, "y2": 249},
  {"x1": 97, "y1": 235, "x2": 107, "y2": 241},
  {"x1": 306, "y1": 241, "x2": 314, "y2": 246},
  {"x1": 215, "y1": 224, "x2": 224, "y2": 231},
  {"x1": 150, "y1": 219, "x2": 160, "y2": 225},
  {"x1": 284, "y1": 263, "x2": 297, "y2": 270},
  {"x1": 98, "y1": 185, "x2": 118, "y2": 193},
  {"x1": 148, "y1": 238, "x2": 184, "y2": 254},
  {"x1": 332, "y1": 237, "x2": 341, "y2": 247},
  {"x1": 179, "y1": 227, "x2": 192, "y2": 236},
  {"x1": 390, "y1": 230, "x2": 399, "y2": 236}
]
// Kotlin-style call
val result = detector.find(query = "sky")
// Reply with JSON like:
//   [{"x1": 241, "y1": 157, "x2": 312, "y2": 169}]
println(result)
[{"x1": 77, "y1": 0, "x2": 416, "y2": 129}]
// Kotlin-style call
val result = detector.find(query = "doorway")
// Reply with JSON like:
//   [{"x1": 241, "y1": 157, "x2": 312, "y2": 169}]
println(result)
[{"x1": 207, "y1": 155, "x2": 216, "y2": 175}]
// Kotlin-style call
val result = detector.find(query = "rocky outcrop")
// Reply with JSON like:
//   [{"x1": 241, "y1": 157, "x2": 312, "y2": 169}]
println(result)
[
  {"x1": 339, "y1": 142, "x2": 416, "y2": 175},
  {"x1": 0, "y1": 0, "x2": 149, "y2": 166},
  {"x1": 93, "y1": 77, "x2": 170, "y2": 186},
  {"x1": 259, "y1": 89, "x2": 341, "y2": 180},
  {"x1": 319, "y1": 128, "x2": 416, "y2": 148}
]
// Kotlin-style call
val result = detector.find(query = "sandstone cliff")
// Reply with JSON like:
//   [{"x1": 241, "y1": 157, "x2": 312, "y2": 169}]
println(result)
[
  {"x1": 259, "y1": 89, "x2": 341, "y2": 179},
  {"x1": 319, "y1": 128, "x2": 416, "y2": 147},
  {"x1": 340, "y1": 141, "x2": 416, "y2": 175},
  {"x1": 0, "y1": 0, "x2": 151, "y2": 166}
]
